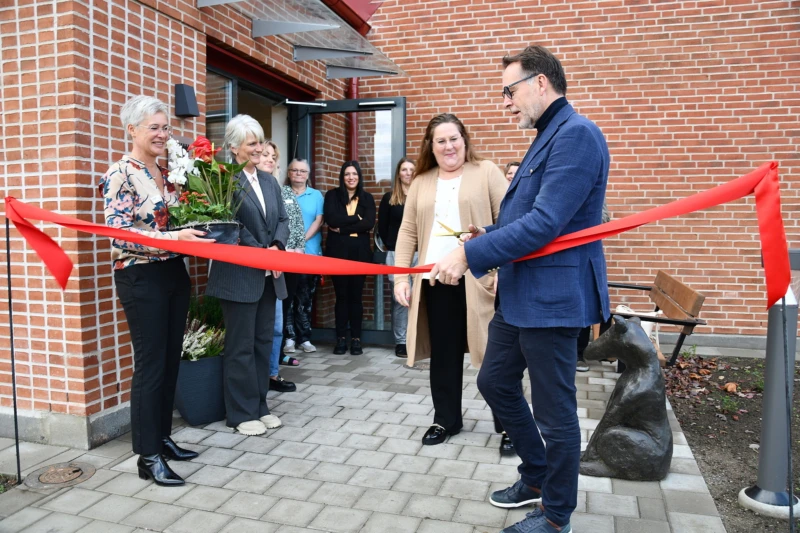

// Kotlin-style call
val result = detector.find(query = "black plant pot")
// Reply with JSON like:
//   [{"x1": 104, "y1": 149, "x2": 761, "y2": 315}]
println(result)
[
  {"x1": 174, "y1": 356, "x2": 226, "y2": 426},
  {"x1": 177, "y1": 221, "x2": 242, "y2": 245}
]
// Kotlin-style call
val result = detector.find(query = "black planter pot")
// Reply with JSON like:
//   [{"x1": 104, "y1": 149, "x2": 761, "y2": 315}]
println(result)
[
  {"x1": 177, "y1": 221, "x2": 241, "y2": 245},
  {"x1": 174, "y1": 356, "x2": 225, "y2": 426}
]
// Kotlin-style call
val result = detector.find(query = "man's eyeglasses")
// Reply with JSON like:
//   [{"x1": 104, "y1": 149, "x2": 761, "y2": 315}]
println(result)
[
  {"x1": 502, "y1": 73, "x2": 539, "y2": 100},
  {"x1": 288, "y1": 168, "x2": 309, "y2": 174},
  {"x1": 139, "y1": 124, "x2": 172, "y2": 135}
]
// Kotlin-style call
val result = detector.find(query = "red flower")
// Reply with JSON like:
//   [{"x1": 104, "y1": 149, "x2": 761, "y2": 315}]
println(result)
[
  {"x1": 154, "y1": 206, "x2": 169, "y2": 229},
  {"x1": 188, "y1": 136, "x2": 220, "y2": 163}
]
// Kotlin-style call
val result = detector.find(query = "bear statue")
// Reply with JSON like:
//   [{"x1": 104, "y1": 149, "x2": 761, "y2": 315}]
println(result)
[{"x1": 579, "y1": 315, "x2": 673, "y2": 481}]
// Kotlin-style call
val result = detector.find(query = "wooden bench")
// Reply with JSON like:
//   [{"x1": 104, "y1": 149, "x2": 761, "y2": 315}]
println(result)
[{"x1": 609, "y1": 270, "x2": 707, "y2": 367}]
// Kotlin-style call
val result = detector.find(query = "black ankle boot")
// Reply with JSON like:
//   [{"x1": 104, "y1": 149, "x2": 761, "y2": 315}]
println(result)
[
  {"x1": 137, "y1": 454, "x2": 185, "y2": 486},
  {"x1": 333, "y1": 337, "x2": 347, "y2": 355},
  {"x1": 162, "y1": 437, "x2": 199, "y2": 461},
  {"x1": 350, "y1": 338, "x2": 363, "y2": 355}
]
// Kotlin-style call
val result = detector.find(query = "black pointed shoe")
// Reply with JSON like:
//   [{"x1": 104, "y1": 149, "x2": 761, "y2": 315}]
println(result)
[
  {"x1": 162, "y1": 437, "x2": 199, "y2": 461},
  {"x1": 137, "y1": 454, "x2": 185, "y2": 486},
  {"x1": 333, "y1": 337, "x2": 348, "y2": 355},
  {"x1": 395, "y1": 344, "x2": 407, "y2": 357},
  {"x1": 499, "y1": 433, "x2": 516, "y2": 457},
  {"x1": 269, "y1": 375, "x2": 297, "y2": 393},
  {"x1": 350, "y1": 338, "x2": 363, "y2": 355},
  {"x1": 422, "y1": 424, "x2": 458, "y2": 446}
]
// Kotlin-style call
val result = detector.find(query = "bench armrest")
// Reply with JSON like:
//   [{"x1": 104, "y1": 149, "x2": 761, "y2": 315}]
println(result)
[
  {"x1": 608, "y1": 283, "x2": 653, "y2": 292},
  {"x1": 614, "y1": 312, "x2": 706, "y2": 328}
]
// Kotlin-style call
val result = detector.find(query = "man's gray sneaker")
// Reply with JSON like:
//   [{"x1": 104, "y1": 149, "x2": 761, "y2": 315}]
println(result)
[
  {"x1": 489, "y1": 479, "x2": 542, "y2": 508},
  {"x1": 501, "y1": 507, "x2": 571, "y2": 533}
]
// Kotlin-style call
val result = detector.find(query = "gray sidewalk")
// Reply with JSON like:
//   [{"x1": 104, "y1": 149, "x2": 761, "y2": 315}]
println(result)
[{"x1": 0, "y1": 345, "x2": 726, "y2": 532}]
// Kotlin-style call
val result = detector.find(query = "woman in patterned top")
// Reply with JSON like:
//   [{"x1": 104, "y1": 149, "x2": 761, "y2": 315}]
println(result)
[{"x1": 99, "y1": 95, "x2": 208, "y2": 487}]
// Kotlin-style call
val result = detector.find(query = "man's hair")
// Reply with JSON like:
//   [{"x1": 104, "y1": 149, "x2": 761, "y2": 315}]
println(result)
[{"x1": 503, "y1": 45, "x2": 567, "y2": 96}]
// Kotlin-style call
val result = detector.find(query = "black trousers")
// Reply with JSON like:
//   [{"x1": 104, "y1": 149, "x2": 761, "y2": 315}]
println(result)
[
  {"x1": 287, "y1": 274, "x2": 319, "y2": 344},
  {"x1": 331, "y1": 274, "x2": 366, "y2": 338},
  {"x1": 281, "y1": 273, "x2": 299, "y2": 346},
  {"x1": 114, "y1": 258, "x2": 190, "y2": 455},
  {"x1": 424, "y1": 280, "x2": 467, "y2": 433},
  {"x1": 219, "y1": 281, "x2": 277, "y2": 427}
]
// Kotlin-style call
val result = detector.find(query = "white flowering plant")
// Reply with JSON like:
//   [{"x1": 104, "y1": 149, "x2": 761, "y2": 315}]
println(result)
[{"x1": 181, "y1": 318, "x2": 225, "y2": 362}]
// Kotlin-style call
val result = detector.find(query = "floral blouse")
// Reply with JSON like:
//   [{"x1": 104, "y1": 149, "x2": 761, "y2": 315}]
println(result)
[
  {"x1": 281, "y1": 185, "x2": 306, "y2": 252},
  {"x1": 99, "y1": 156, "x2": 181, "y2": 270}
]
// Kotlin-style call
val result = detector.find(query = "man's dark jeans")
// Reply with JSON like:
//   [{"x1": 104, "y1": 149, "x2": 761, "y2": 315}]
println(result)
[{"x1": 477, "y1": 307, "x2": 581, "y2": 527}]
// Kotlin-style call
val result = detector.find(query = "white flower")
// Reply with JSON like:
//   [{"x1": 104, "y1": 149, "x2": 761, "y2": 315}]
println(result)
[{"x1": 166, "y1": 139, "x2": 193, "y2": 185}]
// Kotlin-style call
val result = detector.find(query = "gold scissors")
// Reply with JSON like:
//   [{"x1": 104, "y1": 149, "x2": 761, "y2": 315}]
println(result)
[{"x1": 434, "y1": 220, "x2": 470, "y2": 237}]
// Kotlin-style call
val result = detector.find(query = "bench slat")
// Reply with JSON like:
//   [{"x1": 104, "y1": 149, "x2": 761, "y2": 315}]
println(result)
[{"x1": 653, "y1": 270, "x2": 705, "y2": 316}]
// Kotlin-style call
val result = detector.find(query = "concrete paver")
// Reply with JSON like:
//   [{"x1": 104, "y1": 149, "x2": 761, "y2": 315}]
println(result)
[{"x1": 0, "y1": 346, "x2": 726, "y2": 532}]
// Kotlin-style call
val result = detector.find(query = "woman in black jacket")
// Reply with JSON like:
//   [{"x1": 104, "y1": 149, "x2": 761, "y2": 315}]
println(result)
[
  {"x1": 378, "y1": 157, "x2": 416, "y2": 357},
  {"x1": 324, "y1": 160, "x2": 376, "y2": 355}
]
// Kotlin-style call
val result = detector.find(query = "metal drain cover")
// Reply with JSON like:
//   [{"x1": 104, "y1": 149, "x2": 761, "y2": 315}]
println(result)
[{"x1": 24, "y1": 462, "x2": 96, "y2": 489}]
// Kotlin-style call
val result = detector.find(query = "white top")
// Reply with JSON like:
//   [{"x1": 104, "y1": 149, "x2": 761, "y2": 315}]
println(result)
[
  {"x1": 423, "y1": 176, "x2": 462, "y2": 279},
  {"x1": 243, "y1": 169, "x2": 270, "y2": 277}
]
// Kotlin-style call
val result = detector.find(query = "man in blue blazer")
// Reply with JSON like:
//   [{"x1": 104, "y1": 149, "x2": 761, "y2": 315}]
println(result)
[{"x1": 431, "y1": 46, "x2": 610, "y2": 533}]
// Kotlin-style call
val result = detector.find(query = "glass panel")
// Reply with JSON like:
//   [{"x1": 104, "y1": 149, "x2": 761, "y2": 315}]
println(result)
[{"x1": 206, "y1": 71, "x2": 232, "y2": 160}]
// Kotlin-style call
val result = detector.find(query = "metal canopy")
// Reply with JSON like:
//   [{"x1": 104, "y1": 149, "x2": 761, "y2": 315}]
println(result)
[
  {"x1": 197, "y1": 0, "x2": 403, "y2": 79},
  {"x1": 252, "y1": 20, "x2": 339, "y2": 39},
  {"x1": 327, "y1": 65, "x2": 396, "y2": 79}
]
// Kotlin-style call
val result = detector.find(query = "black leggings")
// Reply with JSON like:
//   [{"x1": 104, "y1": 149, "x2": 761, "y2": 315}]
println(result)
[{"x1": 331, "y1": 275, "x2": 366, "y2": 338}]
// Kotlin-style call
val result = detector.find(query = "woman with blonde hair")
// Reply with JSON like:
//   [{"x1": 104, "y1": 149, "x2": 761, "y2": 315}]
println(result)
[
  {"x1": 394, "y1": 113, "x2": 506, "y2": 445},
  {"x1": 378, "y1": 157, "x2": 416, "y2": 357}
]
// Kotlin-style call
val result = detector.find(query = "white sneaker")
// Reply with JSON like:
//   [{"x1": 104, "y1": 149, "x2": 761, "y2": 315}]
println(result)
[
  {"x1": 236, "y1": 420, "x2": 267, "y2": 436},
  {"x1": 299, "y1": 341, "x2": 316, "y2": 353},
  {"x1": 283, "y1": 339, "x2": 296, "y2": 353},
  {"x1": 576, "y1": 358, "x2": 590, "y2": 372},
  {"x1": 260, "y1": 414, "x2": 282, "y2": 429}
]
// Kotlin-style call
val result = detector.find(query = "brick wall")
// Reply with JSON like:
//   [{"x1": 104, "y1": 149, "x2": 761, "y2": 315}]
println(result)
[
  {"x1": 0, "y1": 0, "x2": 346, "y2": 427},
  {"x1": 361, "y1": 0, "x2": 800, "y2": 338}
]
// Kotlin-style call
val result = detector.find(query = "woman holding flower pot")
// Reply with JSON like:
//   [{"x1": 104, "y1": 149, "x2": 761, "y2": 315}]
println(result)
[
  {"x1": 205, "y1": 114, "x2": 289, "y2": 436},
  {"x1": 100, "y1": 95, "x2": 209, "y2": 487}
]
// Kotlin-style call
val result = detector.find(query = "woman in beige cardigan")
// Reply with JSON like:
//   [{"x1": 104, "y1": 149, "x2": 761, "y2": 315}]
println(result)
[{"x1": 394, "y1": 113, "x2": 507, "y2": 446}]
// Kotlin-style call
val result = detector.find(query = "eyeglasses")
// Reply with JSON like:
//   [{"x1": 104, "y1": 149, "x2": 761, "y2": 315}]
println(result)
[
  {"x1": 288, "y1": 168, "x2": 309, "y2": 174},
  {"x1": 138, "y1": 124, "x2": 172, "y2": 135},
  {"x1": 433, "y1": 135, "x2": 463, "y2": 147},
  {"x1": 502, "y1": 73, "x2": 539, "y2": 100}
]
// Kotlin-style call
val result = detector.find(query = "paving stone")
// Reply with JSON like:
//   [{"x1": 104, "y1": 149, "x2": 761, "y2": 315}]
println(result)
[
  {"x1": 308, "y1": 482, "x2": 365, "y2": 507},
  {"x1": 303, "y1": 430, "x2": 348, "y2": 446},
  {"x1": 374, "y1": 424, "x2": 415, "y2": 440},
  {"x1": 393, "y1": 472, "x2": 445, "y2": 495},
  {"x1": 192, "y1": 447, "x2": 244, "y2": 466},
  {"x1": 352, "y1": 487, "x2": 412, "y2": 513},
  {"x1": 361, "y1": 390, "x2": 396, "y2": 401},
  {"x1": 567, "y1": 512, "x2": 614, "y2": 533},
  {"x1": 304, "y1": 418, "x2": 347, "y2": 431},
  {"x1": 668, "y1": 457, "x2": 702, "y2": 475},
  {"x1": 223, "y1": 471, "x2": 280, "y2": 494},
  {"x1": 198, "y1": 432, "x2": 248, "y2": 449},
  {"x1": 227, "y1": 451, "x2": 280, "y2": 472},
  {"x1": 41, "y1": 488, "x2": 108, "y2": 515},
  {"x1": 232, "y1": 437, "x2": 281, "y2": 454},
  {"x1": 269, "y1": 427, "x2": 316, "y2": 442},
  {"x1": 672, "y1": 444, "x2": 694, "y2": 459},
  {"x1": 638, "y1": 497, "x2": 668, "y2": 521},
  {"x1": 265, "y1": 457, "x2": 318, "y2": 477},
  {"x1": 385, "y1": 454, "x2": 434, "y2": 474},
  {"x1": 340, "y1": 420, "x2": 381, "y2": 435},
  {"x1": 347, "y1": 466, "x2": 401, "y2": 489},
  {"x1": 0, "y1": 507, "x2": 52, "y2": 532},
  {"x1": 417, "y1": 519, "x2": 474, "y2": 533},
  {"x1": 335, "y1": 397, "x2": 370, "y2": 409},
  {"x1": 262, "y1": 498, "x2": 324, "y2": 527},
  {"x1": 377, "y1": 437, "x2": 422, "y2": 455},
  {"x1": 88, "y1": 439, "x2": 133, "y2": 459},
  {"x1": 79, "y1": 494, "x2": 146, "y2": 522},
  {"x1": 417, "y1": 443, "x2": 463, "y2": 460},
  {"x1": 667, "y1": 511, "x2": 727, "y2": 532},
  {"x1": 0, "y1": 443, "x2": 67, "y2": 473},
  {"x1": 662, "y1": 489, "x2": 720, "y2": 516},
  {"x1": 345, "y1": 450, "x2": 394, "y2": 468},
  {"x1": 452, "y1": 499, "x2": 507, "y2": 527},
  {"x1": 21, "y1": 512, "x2": 91, "y2": 533},
  {"x1": 398, "y1": 404, "x2": 433, "y2": 416},
  {"x1": 75, "y1": 520, "x2": 135, "y2": 533},
  {"x1": 172, "y1": 428, "x2": 215, "y2": 444},
  {"x1": 401, "y1": 414, "x2": 434, "y2": 427},
  {"x1": 308, "y1": 505, "x2": 371, "y2": 532},
  {"x1": 586, "y1": 492, "x2": 639, "y2": 518},
  {"x1": 269, "y1": 441, "x2": 318, "y2": 459},
  {"x1": 428, "y1": 458, "x2": 478, "y2": 479},
  {"x1": 615, "y1": 517, "x2": 671, "y2": 533},
  {"x1": 577, "y1": 473, "x2": 613, "y2": 493},
  {"x1": 472, "y1": 463, "x2": 519, "y2": 484},
  {"x1": 121, "y1": 501, "x2": 188, "y2": 531},
  {"x1": 72, "y1": 469, "x2": 120, "y2": 491},
  {"x1": 174, "y1": 485, "x2": 236, "y2": 511},
  {"x1": 438, "y1": 478, "x2": 490, "y2": 501},
  {"x1": 168, "y1": 460, "x2": 206, "y2": 479},
  {"x1": 217, "y1": 491, "x2": 278, "y2": 518},
  {"x1": 185, "y1": 465, "x2": 242, "y2": 487},
  {"x1": 165, "y1": 509, "x2": 232, "y2": 533},
  {"x1": 359, "y1": 511, "x2": 421, "y2": 533},
  {"x1": 218, "y1": 516, "x2": 280, "y2": 533},
  {"x1": 306, "y1": 445, "x2": 356, "y2": 464},
  {"x1": 366, "y1": 411, "x2": 408, "y2": 424},
  {"x1": 403, "y1": 493, "x2": 458, "y2": 521},
  {"x1": 0, "y1": 487, "x2": 48, "y2": 518},
  {"x1": 266, "y1": 477, "x2": 322, "y2": 500},
  {"x1": 96, "y1": 473, "x2": 151, "y2": 497},
  {"x1": 660, "y1": 473, "x2": 710, "y2": 494},
  {"x1": 340, "y1": 434, "x2": 385, "y2": 451},
  {"x1": 611, "y1": 479, "x2": 663, "y2": 498},
  {"x1": 392, "y1": 393, "x2": 425, "y2": 403}
]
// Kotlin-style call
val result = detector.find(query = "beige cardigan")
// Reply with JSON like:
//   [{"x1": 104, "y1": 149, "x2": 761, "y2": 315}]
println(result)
[{"x1": 394, "y1": 159, "x2": 507, "y2": 368}]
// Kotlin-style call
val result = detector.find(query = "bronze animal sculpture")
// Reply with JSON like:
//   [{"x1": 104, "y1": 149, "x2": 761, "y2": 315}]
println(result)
[{"x1": 580, "y1": 315, "x2": 673, "y2": 481}]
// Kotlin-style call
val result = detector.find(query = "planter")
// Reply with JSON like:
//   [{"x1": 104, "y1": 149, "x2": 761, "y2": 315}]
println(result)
[
  {"x1": 174, "y1": 355, "x2": 226, "y2": 426},
  {"x1": 176, "y1": 221, "x2": 241, "y2": 245}
]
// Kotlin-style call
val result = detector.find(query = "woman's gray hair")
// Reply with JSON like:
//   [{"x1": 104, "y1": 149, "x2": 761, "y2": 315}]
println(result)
[
  {"x1": 120, "y1": 95, "x2": 168, "y2": 134},
  {"x1": 224, "y1": 114, "x2": 265, "y2": 154}
]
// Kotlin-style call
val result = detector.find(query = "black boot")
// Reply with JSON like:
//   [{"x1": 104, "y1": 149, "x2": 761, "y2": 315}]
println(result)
[
  {"x1": 395, "y1": 343, "x2": 407, "y2": 357},
  {"x1": 333, "y1": 337, "x2": 347, "y2": 355},
  {"x1": 499, "y1": 433, "x2": 516, "y2": 457},
  {"x1": 162, "y1": 437, "x2": 199, "y2": 461},
  {"x1": 350, "y1": 338, "x2": 363, "y2": 355},
  {"x1": 137, "y1": 454, "x2": 185, "y2": 486}
]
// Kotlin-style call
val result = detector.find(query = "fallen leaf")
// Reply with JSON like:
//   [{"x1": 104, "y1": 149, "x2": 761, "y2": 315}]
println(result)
[
  {"x1": 699, "y1": 369, "x2": 712, "y2": 375},
  {"x1": 732, "y1": 415, "x2": 739, "y2": 421},
  {"x1": 723, "y1": 382, "x2": 738, "y2": 393}
]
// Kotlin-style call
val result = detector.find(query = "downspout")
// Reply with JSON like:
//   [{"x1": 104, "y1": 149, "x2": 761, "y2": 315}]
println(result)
[{"x1": 346, "y1": 78, "x2": 359, "y2": 160}]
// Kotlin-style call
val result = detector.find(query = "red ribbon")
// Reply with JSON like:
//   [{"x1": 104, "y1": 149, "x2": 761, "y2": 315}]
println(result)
[{"x1": 4, "y1": 162, "x2": 790, "y2": 308}]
